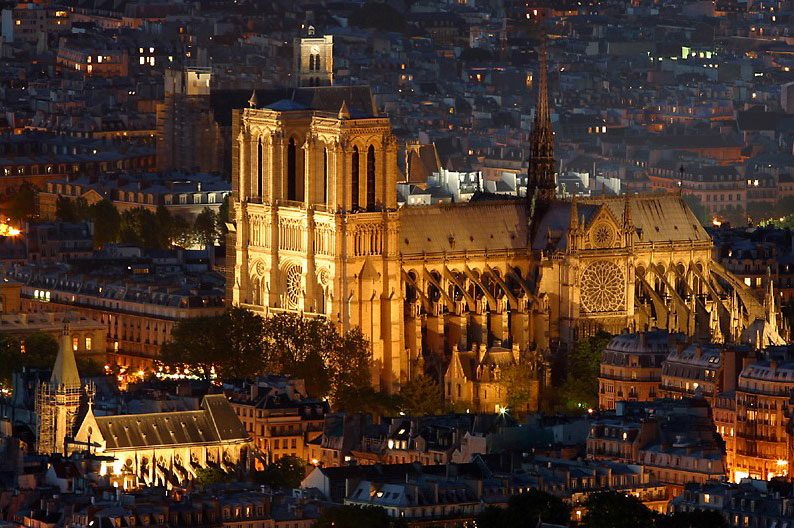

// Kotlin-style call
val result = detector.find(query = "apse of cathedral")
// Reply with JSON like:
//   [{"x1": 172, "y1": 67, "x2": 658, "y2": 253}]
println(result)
[{"x1": 228, "y1": 42, "x2": 785, "y2": 409}]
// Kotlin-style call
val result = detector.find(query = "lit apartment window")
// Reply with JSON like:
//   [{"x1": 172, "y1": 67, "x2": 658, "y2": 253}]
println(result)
[
  {"x1": 85, "y1": 337, "x2": 92, "y2": 351},
  {"x1": 72, "y1": 337, "x2": 78, "y2": 351}
]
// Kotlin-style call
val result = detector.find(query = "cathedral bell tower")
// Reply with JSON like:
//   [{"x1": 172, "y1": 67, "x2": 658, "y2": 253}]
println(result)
[
  {"x1": 527, "y1": 37, "x2": 556, "y2": 209},
  {"x1": 230, "y1": 88, "x2": 404, "y2": 391}
]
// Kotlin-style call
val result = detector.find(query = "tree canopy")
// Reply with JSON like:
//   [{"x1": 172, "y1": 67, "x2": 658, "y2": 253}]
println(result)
[
  {"x1": 0, "y1": 333, "x2": 59, "y2": 388},
  {"x1": 312, "y1": 505, "x2": 405, "y2": 528},
  {"x1": 254, "y1": 456, "x2": 306, "y2": 489},
  {"x1": 194, "y1": 467, "x2": 233, "y2": 486},
  {"x1": 683, "y1": 194, "x2": 710, "y2": 226},
  {"x1": 582, "y1": 491, "x2": 655, "y2": 528},
  {"x1": 261, "y1": 313, "x2": 372, "y2": 400},
  {"x1": 655, "y1": 510, "x2": 729, "y2": 528},
  {"x1": 398, "y1": 373, "x2": 442, "y2": 416},
  {"x1": 160, "y1": 308, "x2": 265, "y2": 379},
  {"x1": 557, "y1": 332, "x2": 611, "y2": 412},
  {"x1": 349, "y1": 3, "x2": 406, "y2": 32},
  {"x1": 499, "y1": 361, "x2": 539, "y2": 412},
  {"x1": 54, "y1": 200, "x2": 220, "y2": 249},
  {"x1": 475, "y1": 490, "x2": 571, "y2": 528},
  {"x1": 161, "y1": 310, "x2": 373, "y2": 402},
  {"x1": 4, "y1": 183, "x2": 38, "y2": 222}
]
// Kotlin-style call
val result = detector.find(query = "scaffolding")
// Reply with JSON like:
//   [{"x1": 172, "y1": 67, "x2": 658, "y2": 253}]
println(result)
[{"x1": 35, "y1": 381, "x2": 87, "y2": 455}]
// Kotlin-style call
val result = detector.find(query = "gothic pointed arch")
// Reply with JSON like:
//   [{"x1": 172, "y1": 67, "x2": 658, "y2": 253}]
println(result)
[
  {"x1": 287, "y1": 137, "x2": 297, "y2": 201},
  {"x1": 366, "y1": 144, "x2": 376, "y2": 209},
  {"x1": 351, "y1": 145, "x2": 360, "y2": 209}
]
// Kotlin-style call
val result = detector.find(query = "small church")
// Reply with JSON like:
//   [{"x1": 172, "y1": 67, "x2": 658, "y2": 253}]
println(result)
[{"x1": 36, "y1": 321, "x2": 252, "y2": 489}]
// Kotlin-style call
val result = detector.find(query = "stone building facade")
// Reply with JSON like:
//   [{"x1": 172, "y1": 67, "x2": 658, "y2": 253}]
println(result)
[
  {"x1": 228, "y1": 56, "x2": 769, "y2": 398},
  {"x1": 598, "y1": 330, "x2": 679, "y2": 410}
]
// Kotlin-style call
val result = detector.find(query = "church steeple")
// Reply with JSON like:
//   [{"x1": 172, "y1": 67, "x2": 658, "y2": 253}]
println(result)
[
  {"x1": 51, "y1": 319, "x2": 81, "y2": 388},
  {"x1": 527, "y1": 36, "x2": 556, "y2": 205}
]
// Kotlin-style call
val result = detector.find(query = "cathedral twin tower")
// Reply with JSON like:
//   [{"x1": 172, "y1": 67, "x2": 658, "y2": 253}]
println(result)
[{"x1": 228, "y1": 41, "x2": 559, "y2": 396}]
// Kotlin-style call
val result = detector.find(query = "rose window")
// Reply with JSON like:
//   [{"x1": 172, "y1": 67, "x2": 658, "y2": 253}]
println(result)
[
  {"x1": 285, "y1": 265, "x2": 302, "y2": 309},
  {"x1": 580, "y1": 260, "x2": 625, "y2": 313},
  {"x1": 592, "y1": 223, "x2": 615, "y2": 248}
]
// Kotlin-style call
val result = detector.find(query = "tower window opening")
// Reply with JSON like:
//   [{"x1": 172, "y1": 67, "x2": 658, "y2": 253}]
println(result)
[
  {"x1": 351, "y1": 146, "x2": 360, "y2": 210},
  {"x1": 323, "y1": 147, "x2": 328, "y2": 205},
  {"x1": 257, "y1": 137, "x2": 263, "y2": 199},
  {"x1": 287, "y1": 138, "x2": 297, "y2": 201},
  {"x1": 367, "y1": 145, "x2": 376, "y2": 209}
]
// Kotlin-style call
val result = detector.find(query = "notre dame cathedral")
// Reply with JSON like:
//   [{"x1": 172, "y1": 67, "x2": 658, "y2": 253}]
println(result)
[{"x1": 227, "y1": 41, "x2": 782, "y2": 409}]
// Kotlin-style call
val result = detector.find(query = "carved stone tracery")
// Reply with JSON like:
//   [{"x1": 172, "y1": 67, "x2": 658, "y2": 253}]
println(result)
[{"x1": 580, "y1": 260, "x2": 625, "y2": 313}]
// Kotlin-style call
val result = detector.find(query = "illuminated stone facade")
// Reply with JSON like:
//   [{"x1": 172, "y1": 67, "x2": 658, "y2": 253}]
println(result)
[
  {"x1": 229, "y1": 93, "x2": 772, "y2": 399},
  {"x1": 229, "y1": 64, "x2": 771, "y2": 402},
  {"x1": 73, "y1": 394, "x2": 252, "y2": 489},
  {"x1": 598, "y1": 331, "x2": 677, "y2": 410}
]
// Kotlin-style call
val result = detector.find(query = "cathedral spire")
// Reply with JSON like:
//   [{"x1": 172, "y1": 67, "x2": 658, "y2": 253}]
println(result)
[
  {"x1": 570, "y1": 192, "x2": 578, "y2": 230},
  {"x1": 527, "y1": 35, "x2": 556, "y2": 206}
]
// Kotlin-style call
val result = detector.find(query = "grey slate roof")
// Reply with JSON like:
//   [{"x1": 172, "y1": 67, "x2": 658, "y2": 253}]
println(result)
[{"x1": 94, "y1": 394, "x2": 248, "y2": 450}]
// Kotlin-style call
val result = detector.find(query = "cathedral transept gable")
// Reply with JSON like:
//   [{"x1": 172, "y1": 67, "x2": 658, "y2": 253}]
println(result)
[
  {"x1": 582, "y1": 203, "x2": 624, "y2": 250},
  {"x1": 532, "y1": 194, "x2": 711, "y2": 252},
  {"x1": 582, "y1": 195, "x2": 709, "y2": 244}
]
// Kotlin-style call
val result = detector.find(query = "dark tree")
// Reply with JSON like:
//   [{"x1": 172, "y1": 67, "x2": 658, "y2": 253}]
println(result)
[
  {"x1": 193, "y1": 207, "x2": 218, "y2": 247},
  {"x1": 119, "y1": 207, "x2": 160, "y2": 247},
  {"x1": 475, "y1": 505, "x2": 507, "y2": 528},
  {"x1": 399, "y1": 373, "x2": 442, "y2": 416},
  {"x1": 254, "y1": 456, "x2": 306, "y2": 489},
  {"x1": 0, "y1": 333, "x2": 59, "y2": 388},
  {"x1": 582, "y1": 491, "x2": 655, "y2": 528},
  {"x1": 333, "y1": 385, "x2": 402, "y2": 416},
  {"x1": 499, "y1": 362, "x2": 539, "y2": 411},
  {"x1": 160, "y1": 316, "x2": 227, "y2": 378},
  {"x1": 506, "y1": 490, "x2": 571, "y2": 526},
  {"x1": 161, "y1": 308, "x2": 266, "y2": 379},
  {"x1": 21, "y1": 333, "x2": 59, "y2": 369},
  {"x1": 56, "y1": 197, "x2": 90, "y2": 222},
  {"x1": 558, "y1": 332, "x2": 611, "y2": 412},
  {"x1": 155, "y1": 205, "x2": 175, "y2": 247},
  {"x1": 170, "y1": 213, "x2": 194, "y2": 248},
  {"x1": 475, "y1": 490, "x2": 570, "y2": 528},
  {"x1": 217, "y1": 195, "x2": 231, "y2": 236},
  {"x1": 683, "y1": 194, "x2": 710, "y2": 226},
  {"x1": 194, "y1": 467, "x2": 233, "y2": 485},
  {"x1": 55, "y1": 196, "x2": 76, "y2": 221},
  {"x1": 312, "y1": 505, "x2": 403, "y2": 528},
  {"x1": 5, "y1": 183, "x2": 38, "y2": 222},
  {"x1": 262, "y1": 313, "x2": 372, "y2": 401},
  {"x1": 0, "y1": 336, "x2": 20, "y2": 388},
  {"x1": 349, "y1": 3, "x2": 406, "y2": 32},
  {"x1": 223, "y1": 306, "x2": 266, "y2": 379},
  {"x1": 89, "y1": 200, "x2": 121, "y2": 248},
  {"x1": 655, "y1": 510, "x2": 729, "y2": 528}
]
